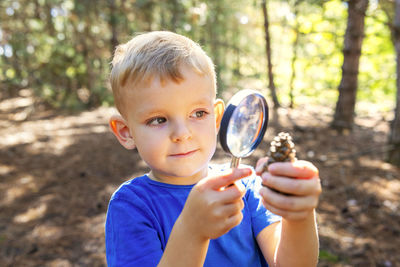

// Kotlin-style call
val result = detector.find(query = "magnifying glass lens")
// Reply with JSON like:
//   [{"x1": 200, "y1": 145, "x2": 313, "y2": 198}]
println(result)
[{"x1": 226, "y1": 95, "x2": 265, "y2": 157}]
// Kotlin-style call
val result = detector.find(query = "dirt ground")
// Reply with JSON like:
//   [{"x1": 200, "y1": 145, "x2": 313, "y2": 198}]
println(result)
[{"x1": 1, "y1": 89, "x2": 399, "y2": 267}]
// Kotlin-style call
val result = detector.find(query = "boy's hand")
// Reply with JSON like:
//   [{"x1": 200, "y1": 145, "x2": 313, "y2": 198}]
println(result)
[
  {"x1": 255, "y1": 158, "x2": 321, "y2": 221},
  {"x1": 179, "y1": 168, "x2": 251, "y2": 241}
]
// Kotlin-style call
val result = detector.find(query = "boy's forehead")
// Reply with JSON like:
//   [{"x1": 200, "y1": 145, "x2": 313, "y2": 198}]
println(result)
[
  {"x1": 125, "y1": 67, "x2": 215, "y2": 95},
  {"x1": 123, "y1": 73, "x2": 216, "y2": 115},
  {"x1": 136, "y1": 94, "x2": 214, "y2": 113}
]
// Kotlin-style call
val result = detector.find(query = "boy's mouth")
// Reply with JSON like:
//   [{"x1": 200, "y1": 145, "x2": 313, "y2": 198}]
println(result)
[{"x1": 169, "y1": 149, "x2": 198, "y2": 157}]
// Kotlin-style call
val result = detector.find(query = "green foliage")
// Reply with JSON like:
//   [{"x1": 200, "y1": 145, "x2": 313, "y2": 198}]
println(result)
[
  {"x1": 0, "y1": 0, "x2": 397, "y2": 110},
  {"x1": 319, "y1": 249, "x2": 341, "y2": 263},
  {"x1": 358, "y1": 5, "x2": 395, "y2": 105}
]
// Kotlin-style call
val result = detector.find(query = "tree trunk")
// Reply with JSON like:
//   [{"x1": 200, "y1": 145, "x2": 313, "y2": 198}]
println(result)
[
  {"x1": 262, "y1": 0, "x2": 280, "y2": 108},
  {"x1": 108, "y1": 0, "x2": 119, "y2": 51},
  {"x1": 208, "y1": 2, "x2": 223, "y2": 91},
  {"x1": 170, "y1": 0, "x2": 181, "y2": 31},
  {"x1": 289, "y1": 0, "x2": 300, "y2": 108},
  {"x1": 332, "y1": 0, "x2": 369, "y2": 130},
  {"x1": 388, "y1": 0, "x2": 400, "y2": 166}
]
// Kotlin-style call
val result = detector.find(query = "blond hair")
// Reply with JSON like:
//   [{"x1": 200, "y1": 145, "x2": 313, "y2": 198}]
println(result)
[{"x1": 110, "y1": 31, "x2": 216, "y2": 116}]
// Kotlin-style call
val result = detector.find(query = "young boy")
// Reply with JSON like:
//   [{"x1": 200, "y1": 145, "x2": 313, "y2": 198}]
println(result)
[{"x1": 106, "y1": 31, "x2": 322, "y2": 267}]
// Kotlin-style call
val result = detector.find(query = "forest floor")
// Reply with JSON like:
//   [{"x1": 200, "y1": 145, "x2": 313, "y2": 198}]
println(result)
[{"x1": 1, "y1": 89, "x2": 399, "y2": 267}]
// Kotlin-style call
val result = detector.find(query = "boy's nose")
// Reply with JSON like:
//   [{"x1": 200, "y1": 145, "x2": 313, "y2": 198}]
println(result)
[{"x1": 171, "y1": 121, "x2": 192, "y2": 142}]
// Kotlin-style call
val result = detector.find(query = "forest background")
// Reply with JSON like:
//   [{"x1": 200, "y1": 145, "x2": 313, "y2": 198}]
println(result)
[
  {"x1": 0, "y1": 0, "x2": 396, "y2": 111},
  {"x1": 1, "y1": 0, "x2": 400, "y2": 266}
]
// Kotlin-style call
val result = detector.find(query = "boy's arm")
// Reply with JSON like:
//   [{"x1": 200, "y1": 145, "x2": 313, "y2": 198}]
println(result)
[
  {"x1": 255, "y1": 160, "x2": 321, "y2": 267},
  {"x1": 157, "y1": 216, "x2": 210, "y2": 267},
  {"x1": 157, "y1": 168, "x2": 251, "y2": 267},
  {"x1": 256, "y1": 212, "x2": 319, "y2": 267}
]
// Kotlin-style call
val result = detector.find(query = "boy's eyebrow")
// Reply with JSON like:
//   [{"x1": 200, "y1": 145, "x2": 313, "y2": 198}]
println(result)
[
  {"x1": 191, "y1": 97, "x2": 214, "y2": 106},
  {"x1": 191, "y1": 92, "x2": 216, "y2": 103},
  {"x1": 136, "y1": 107, "x2": 165, "y2": 118}
]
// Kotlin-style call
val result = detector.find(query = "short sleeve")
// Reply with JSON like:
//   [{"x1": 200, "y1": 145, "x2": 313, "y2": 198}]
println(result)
[
  {"x1": 243, "y1": 174, "x2": 281, "y2": 237},
  {"x1": 105, "y1": 196, "x2": 163, "y2": 267}
]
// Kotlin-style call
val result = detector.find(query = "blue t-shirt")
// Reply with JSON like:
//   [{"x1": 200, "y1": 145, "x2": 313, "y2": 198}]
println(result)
[{"x1": 105, "y1": 164, "x2": 281, "y2": 266}]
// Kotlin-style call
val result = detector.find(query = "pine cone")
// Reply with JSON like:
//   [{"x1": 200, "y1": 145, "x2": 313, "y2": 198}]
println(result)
[
  {"x1": 263, "y1": 132, "x2": 297, "y2": 176},
  {"x1": 266, "y1": 132, "x2": 297, "y2": 166},
  {"x1": 262, "y1": 132, "x2": 297, "y2": 195}
]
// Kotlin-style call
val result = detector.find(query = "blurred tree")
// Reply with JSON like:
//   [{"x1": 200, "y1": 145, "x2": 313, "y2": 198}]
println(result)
[
  {"x1": 206, "y1": 1, "x2": 224, "y2": 90},
  {"x1": 0, "y1": 0, "x2": 395, "y2": 118},
  {"x1": 286, "y1": 0, "x2": 330, "y2": 108},
  {"x1": 108, "y1": 0, "x2": 119, "y2": 50},
  {"x1": 382, "y1": 0, "x2": 400, "y2": 166},
  {"x1": 332, "y1": 0, "x2": 369, "y2": 130},
  {"x1": 135, "y1": 0, "x2": 155, "y2": 31},
  {"x1": 0, "y1": 0, "x2": 113, "y2": 109},
  {"x1": 288, "y1": 0, "x2": 300, "y2": 108},
  {"x1": 261, "y1": 0, "x2": 280, "y2": 108}
]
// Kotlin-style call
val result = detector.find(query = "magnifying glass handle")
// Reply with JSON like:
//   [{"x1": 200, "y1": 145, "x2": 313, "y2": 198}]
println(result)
[
  {"x1": 230, "y1": 156, "x2": 241, "y2": 169},
  {"x1": 225, "y1": 156, "x2": 241, "y2": 188}
]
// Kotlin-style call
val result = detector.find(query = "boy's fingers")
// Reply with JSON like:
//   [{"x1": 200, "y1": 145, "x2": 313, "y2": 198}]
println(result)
[
  {"x1": 268, "y1": 160, "x2": 319, "y2": 179},
  {"x1": 220, "y1": 182, "x2": 246, "y2": 201},
  {"x1": 208, "y1": 168, "x2": 252, "y2": 190},
  {"x1": 261, "y1": 173, "x2": 322, "y2": 196},
  {"x1": 260, "y1": 186, "x2": 319, "y2": 211},
  {"x1": 260, "y1": 198, "x2": 312, "y2": 221},
  {"x1": 216, "y1": 201, "x2": 245, "y2": 218},
  {"x1": 255, "y1": 157, "x2": 269, "y2": 175}
]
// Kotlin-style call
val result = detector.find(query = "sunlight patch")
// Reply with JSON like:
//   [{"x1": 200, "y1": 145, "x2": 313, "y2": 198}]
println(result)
[
  {"x1": 32, "y1": 224, "x2": 63, "y2": 241},
  {"x1": 0, "y1": 164, "x2": 14, "y2": 176},
  {"x1": 361, "y1": 176, "x2": 400, "y2": 203},
  {"x1": 14, "y1": 202, "x2": 47, "y2": 223},
  {"x1": 2, "y1": 175, "x2": 37, "y2": 205},
  {"x1": 0, "y1": 96, "x2": 33, "y2": 112}
]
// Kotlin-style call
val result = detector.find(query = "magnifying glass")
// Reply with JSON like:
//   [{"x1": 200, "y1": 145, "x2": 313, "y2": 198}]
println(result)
[{"x1": 219, "y1": 89, "x2": 269, "y2": 168}]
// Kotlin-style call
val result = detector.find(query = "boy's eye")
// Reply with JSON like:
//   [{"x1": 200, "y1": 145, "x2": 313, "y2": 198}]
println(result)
[
  {"x1": 191, "y1": 110, "x2": 208, "y2": 118},
  {"x1": 147, "y1": 117, "x2": 167, "y2": 125}
]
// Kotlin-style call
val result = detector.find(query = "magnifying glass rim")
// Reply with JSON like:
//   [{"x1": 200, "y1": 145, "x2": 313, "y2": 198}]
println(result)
[{"x1": 219, "y1": 89, "x2": 269, "y2": 158}]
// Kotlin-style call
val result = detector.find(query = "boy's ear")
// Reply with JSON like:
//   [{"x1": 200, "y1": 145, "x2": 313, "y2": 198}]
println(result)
[
  {"x1": 214, "y1": 99, "x2": 225, "y2": 132},
  {"x1": 109, "y1": 115, "x2": 136, "y2": 150}
]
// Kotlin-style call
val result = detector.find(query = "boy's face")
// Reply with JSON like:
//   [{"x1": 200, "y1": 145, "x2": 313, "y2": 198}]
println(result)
[{"x1": 116, "y1": 68, "x2": 223, "y2": 185}]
